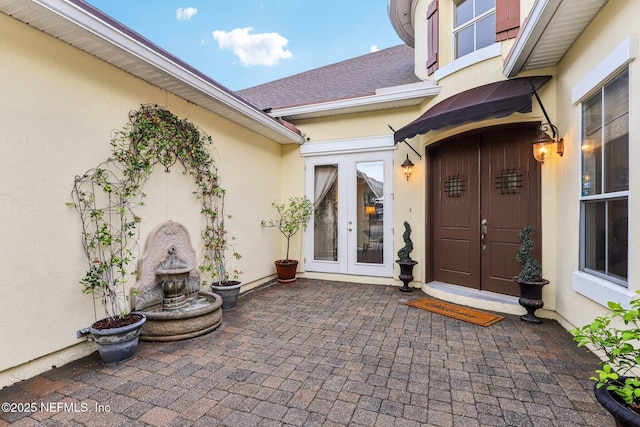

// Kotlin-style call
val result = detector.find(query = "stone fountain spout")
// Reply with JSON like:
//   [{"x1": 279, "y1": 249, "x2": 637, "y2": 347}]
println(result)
[{"x1": 156, "y1": 245, "x2": 193, "y2": 310}]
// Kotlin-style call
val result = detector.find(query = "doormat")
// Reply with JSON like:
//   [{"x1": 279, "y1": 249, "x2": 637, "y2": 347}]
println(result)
[{"x1": 405, "y1": 298, "x2": 504, "y2": 327}]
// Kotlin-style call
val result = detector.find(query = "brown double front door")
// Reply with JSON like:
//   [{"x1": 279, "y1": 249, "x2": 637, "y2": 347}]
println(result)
[{"x1": 429, "y1": 124, "x2": 541, "y2": 296}]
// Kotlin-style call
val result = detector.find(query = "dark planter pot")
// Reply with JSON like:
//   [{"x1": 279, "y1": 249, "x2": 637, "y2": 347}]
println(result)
[
  {"x1": 594, "y1": 379, "x2": 640, "y2": 427},
  {"x1": 211, "y1": 281, "x2": 242, "y2": 310},
  {"x1": 275, "y1": 260, "x2": 298, "y2": 283},
  {"x1": 513, "y1": 278, "x2": 549, "y2": 323},
  {"x1": 396, "y1": 260, "x2": 418, "y2": 292},
  {"x1": 88, "y1": 314, "x2": 146, "y2": 366}
]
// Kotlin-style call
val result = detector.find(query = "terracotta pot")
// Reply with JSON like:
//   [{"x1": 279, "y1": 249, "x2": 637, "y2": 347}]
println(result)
[
  {"x1": 594, "y1": 378, "x2": 640, "y2": 427},
  {"x1": 275, "y1": 260, "x2": 298, "y2": 283}
]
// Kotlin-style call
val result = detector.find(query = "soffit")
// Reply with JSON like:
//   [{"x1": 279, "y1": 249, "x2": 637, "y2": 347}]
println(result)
[
  {"x1": 0, "y1": 0, "x2": 303, "y2": 144},
  {"x1": 388, "y1": 0, "x2": 415, "y2": 47},
  {"x1": 504, "y1": 0, "x2": 609, "y2": 77}
]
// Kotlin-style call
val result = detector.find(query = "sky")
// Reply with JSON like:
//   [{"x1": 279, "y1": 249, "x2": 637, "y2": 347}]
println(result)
[{"x1": 85, "y1": 1, "x2": 404, "y2": 91}]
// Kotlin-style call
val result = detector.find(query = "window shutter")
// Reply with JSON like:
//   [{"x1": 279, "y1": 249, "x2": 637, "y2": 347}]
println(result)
[
  {"x1": 496, "y1": 0, "x2": 519, "y2": 41},
  {"x1": 426, "y1": 0, "x2": 439, "y2": 75}
]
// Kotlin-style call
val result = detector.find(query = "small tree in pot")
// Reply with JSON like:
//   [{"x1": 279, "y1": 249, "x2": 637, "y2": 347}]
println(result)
[
  {"x1": 513, "y1": 226, "x2": 549, "y2": 323},
  {"x1": 572, "y1": 292, "x2": 640, "y2": 425},
  {"x1": 261, "y1": 197, "x2": 313, "y2": 283}
]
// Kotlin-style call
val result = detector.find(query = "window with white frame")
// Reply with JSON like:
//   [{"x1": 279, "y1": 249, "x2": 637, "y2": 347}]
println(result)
[
  {"x1": 580, "y1": 68, "x2": 629, "y2": 286},
  {"x1": 453, "y1": 0, "x2": 496, "y2": 59}
]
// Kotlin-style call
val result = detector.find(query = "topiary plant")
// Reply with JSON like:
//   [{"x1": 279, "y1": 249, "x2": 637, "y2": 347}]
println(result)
[
  {"x1": 397, "y1": 221, "x2": 414, "y2": 262},
  {"x1": 515, "y1": 226, "x2": 543, "y2": 283}
]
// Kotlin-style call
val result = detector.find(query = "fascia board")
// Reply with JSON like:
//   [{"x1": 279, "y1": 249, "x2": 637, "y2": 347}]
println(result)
[
  {"x1": 28, "y1": 0, "x2": 302, "y2": 144},
  {"x1": 503, "y1": 0, "x2": 562, "y2": 78},
  {"x1": 271, "y1": 84, "x2": 441, "y2": 119}
]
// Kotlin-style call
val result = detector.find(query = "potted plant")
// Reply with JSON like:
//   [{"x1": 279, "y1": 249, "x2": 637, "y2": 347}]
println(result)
[
  {"x1": 396, "y1": 221, "x2": 418, "y2": 292},
  {"x1": 71, "y1": 167, "x2": 147, "y2": 366},
  {"x1": 206, "y1": 211, "x2": 243, "y2": 310},
  {"x1": 571, "y1": 292, "x2": 640, "y2": 426},
  {"x1": 513, "y1": 226, "x2": 549, "y2": 323},
  {"x1": 261, "y1": 197, "x2": 314, "y2": 283}
]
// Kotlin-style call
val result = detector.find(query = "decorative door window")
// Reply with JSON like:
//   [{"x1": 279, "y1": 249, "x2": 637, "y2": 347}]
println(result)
[
  {"x1": 495, "y1": 169, "x2": 523, "y2": 195},
  {"x1": 445, "y1": 175, "x2": 465, "y2": 197}
]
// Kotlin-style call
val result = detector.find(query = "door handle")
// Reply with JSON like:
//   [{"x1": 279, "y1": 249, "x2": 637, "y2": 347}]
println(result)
[{"x1": 481, "y1": 218, "x2": 487, "y2": 251}]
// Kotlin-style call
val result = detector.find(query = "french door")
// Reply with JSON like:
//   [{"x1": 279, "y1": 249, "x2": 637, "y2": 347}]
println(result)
[
  {"x1": 305, "y1": 151, "x2": 394, "y2": 276},
  {"x1": 430, "y1": 124, "x2": 541, "y2": 296}
]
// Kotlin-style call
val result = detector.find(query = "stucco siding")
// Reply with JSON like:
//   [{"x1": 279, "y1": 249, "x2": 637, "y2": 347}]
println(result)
[{"x1": 0, "y1": 13, "x2": 284, "y2": 385}]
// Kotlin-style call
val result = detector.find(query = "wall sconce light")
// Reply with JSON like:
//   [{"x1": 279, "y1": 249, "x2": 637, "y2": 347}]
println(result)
[
  {"x1": 532, "y1": 123, "x2": 564, "y2": 164},
  {"x1": 365, "y1": 205, "x2": 376, "y2": 215},
  {"x1": 401, "y1": 154, "x2": 414, "y2": 181},
  {"x1": 530, "y1": 84, "x2": 564, "y2": 165}
]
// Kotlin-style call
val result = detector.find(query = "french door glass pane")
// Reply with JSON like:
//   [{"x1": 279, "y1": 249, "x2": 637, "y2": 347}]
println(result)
[
  {"x1": 356, "y1": 161, "x2": 384, "y2": 264},
  {"x1": 313, "y1": 165, "x2": 338, "y2": 261}
]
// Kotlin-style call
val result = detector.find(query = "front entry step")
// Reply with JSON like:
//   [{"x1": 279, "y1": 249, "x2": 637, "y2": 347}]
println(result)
[{"x1": 424, "y1": 281, "x2": 541, "y2": 318}]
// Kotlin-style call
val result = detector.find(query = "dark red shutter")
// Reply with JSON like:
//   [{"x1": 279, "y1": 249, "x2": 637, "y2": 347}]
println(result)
[
  {"x1": 496, "y1": 0, "x2": 520, "y2": 41},
  {"x1": 426, "y1": 0, "x2": 439, "y2": 75}
]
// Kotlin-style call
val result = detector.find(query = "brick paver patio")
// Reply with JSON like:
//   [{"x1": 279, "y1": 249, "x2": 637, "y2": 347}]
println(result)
[{"x1": 0, "y1": 279, "x2": 613, "y2": 426}]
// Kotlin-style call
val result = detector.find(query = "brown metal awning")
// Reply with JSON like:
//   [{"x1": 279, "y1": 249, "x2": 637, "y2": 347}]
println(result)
[{"x1": 393, "y1": 76, "x2": 552, "y2": 142}]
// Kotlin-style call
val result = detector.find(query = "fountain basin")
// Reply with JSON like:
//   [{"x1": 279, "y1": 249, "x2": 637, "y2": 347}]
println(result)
[{"x1": 136, "y1": 290, "x2": 222, "y2": 341}]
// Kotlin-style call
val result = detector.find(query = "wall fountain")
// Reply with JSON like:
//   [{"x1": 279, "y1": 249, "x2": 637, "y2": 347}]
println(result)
[{"x1": 131, "y1": 220, "x2": 222, "y2": 341}]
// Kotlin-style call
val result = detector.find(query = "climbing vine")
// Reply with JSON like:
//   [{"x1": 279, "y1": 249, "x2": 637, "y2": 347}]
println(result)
[{"x1": 69, "y1": 104, "x2": 239, "y2": 322}]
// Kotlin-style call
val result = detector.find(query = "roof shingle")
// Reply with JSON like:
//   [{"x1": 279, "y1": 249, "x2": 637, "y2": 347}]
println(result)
[{"x1": 237, "y1": 44, "x2": 420, "y2": 111}]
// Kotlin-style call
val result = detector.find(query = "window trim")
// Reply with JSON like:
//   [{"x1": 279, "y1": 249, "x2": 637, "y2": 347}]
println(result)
[
  {"x1": 452, "y1": 0, "x2": 496, "y2": 60},
  {"x1": 572, "y1": 40, "x2": 634, "y2": 307},
  {"x1": 433, "y1": 42, "x2": 500, "y2": 81},
  {"x1": 572, "y1": 35, "x2": 636, "y2": 105}
]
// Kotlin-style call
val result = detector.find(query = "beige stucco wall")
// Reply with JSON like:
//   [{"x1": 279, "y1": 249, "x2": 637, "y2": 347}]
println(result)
[
  {"x1": 291, "y1": 107, "x2": 426, "y2": 284},
  {"x1": 551, "y1": 0, "x2": 640, "y2": 329},
  {"x1": 0, "y1": 13, "x2": 287, "y2": 386}
]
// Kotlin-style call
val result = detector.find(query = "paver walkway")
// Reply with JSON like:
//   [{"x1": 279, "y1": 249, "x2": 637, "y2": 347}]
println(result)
[{"x1": 0, "y1": 279, "x2": 613, "y2": 426}]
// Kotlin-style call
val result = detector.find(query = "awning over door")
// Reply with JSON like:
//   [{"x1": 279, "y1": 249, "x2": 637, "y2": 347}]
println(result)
[{"x1": 393, "y1": 76, "x2": 551, "y2": 142}]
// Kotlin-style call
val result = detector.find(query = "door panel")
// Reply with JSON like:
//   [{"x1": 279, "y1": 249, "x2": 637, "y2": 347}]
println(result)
[
  {"x1": 480, "y1": 126, "x2": 539, "y2": 295},
  {"x1": 432, "y1": 138, "x2": 480, "y2": 287},
  {"x1": 430, "y1": 124, "x2": 540, "y2": 296}
]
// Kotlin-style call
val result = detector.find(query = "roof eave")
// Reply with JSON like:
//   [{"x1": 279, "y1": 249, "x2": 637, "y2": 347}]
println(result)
[
  {"x1": 271, "y1": 83, "x2": 441, "y2": 121},
  {"x1": 0, "y1": 0, "x2": 303, "y2": 145},
  {"x1": 503, "y1": 0, "x2": 609, "y2": 78},
  {"x1": 503, "y1": 0, "x2": 561, "y2": 78}
]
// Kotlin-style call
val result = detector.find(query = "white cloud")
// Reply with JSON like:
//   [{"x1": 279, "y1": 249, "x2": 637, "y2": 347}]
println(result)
[
  {"x1": 370, "y1": 45, "x2": 379, "y2": 53},
  {"x1": 176, "y1": 7, "x2": 197, "y2": 21},
  {"x1": 213, "y1": 27, "x2": 293, "y2": 67}
]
